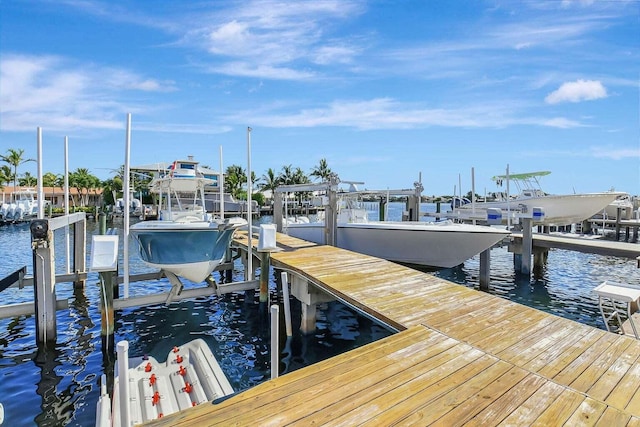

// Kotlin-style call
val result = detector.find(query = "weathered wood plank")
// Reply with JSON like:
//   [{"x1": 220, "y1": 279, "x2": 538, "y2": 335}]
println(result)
[
  {"x1": 595, "y1": 406, "x2": 632, "y2": 426},
  {"x1": 147, "y1": 236, "x2": 640, "y2": 426},
  {"x1": 529, "y1": 388, "x2": 587, "y2": 426},
  {"x1": 429, "y1": 366, "x2": 529, "y2": 426},
  {"x1": 535, "y1": 327, "x2": 606, "y2": 379},
  {"x1": 391, "y1": 360, "x2": 515, "y2": 426},
  {"x1": 359, "y1": 354, "x2": 500, "y2": 426},
  {"x1": 288, "y1": 340, "x2": 487, "y2": 426},
  {"x1": 496, "y1": 316, "x2": 576, "y2": 363},
  {"x1": 588, "y1": 337, "x2": 640, "y2": 402},
  {"x1": 462, "y1": 374, "x2": 548, "y2": 426},
  {"x1": 562, "y1": 398, "x2": 609, "y2": 427},
  {"x1": 547, "y1": 332, "x2": 617, "y2": 384},
  {"x1": 496, "y1": 381, "x2": 566, "y2": 425}
]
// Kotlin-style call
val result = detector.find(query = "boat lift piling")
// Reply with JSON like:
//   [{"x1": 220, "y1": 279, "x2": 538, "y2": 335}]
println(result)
[
  {"x1": 92, "y1": 224, "x2": 119, "y2": 357},
  {"x1": 28, "y1": 213, "x2": 87, "y2": 345}
]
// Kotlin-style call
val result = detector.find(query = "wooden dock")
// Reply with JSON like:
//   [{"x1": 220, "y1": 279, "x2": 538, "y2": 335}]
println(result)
[
  {"x1": 511, "y1": 232, "x2": 640, "y2": 260},
  {"x1": 148, "y1": 233, "x2": 640, "y2": 426}
]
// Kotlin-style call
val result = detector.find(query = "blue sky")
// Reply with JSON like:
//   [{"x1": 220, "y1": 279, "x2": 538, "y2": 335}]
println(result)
[{"x1": 1, "y1": 0, "x2": 638, "y2": 196}]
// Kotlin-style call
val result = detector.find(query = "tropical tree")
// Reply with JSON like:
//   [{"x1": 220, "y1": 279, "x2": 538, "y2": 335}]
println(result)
[
  {"x1": 309, "y1": 158, "x2": 334, "y2": 182},
  {"x1": 278, "y1": 164, "x2": 296, "y2": 186},
  {"x1": 42, "y1": 172, "x2": 59, "y2": 188},
  {"x1": 1, "y1": 148, "x2": 34, "y2": 188},
  {"x1": 224, "y1": 165, "x2": 246, "y2": 199},
  {"x1": 0, "y1": 165, "x2": 12, "y2": 187},
  {"x1": 293, "y1": 167, "x2": 310, "y2": 185},
  {"x1": 260, "y1": 168, "x2": 280, "y2": 193},
  {"x1": 69, "y1": 168, "x2": 101, "y2": 207},
  {"x1": 0, "y1": 166, "x2": 10, "y2": 190},
  {"x1": 102, "y1": 176, "x2": 123, "y2": 206},
  {"x1": 18, "y1": 172, "x2": 37, "y2": 187}
]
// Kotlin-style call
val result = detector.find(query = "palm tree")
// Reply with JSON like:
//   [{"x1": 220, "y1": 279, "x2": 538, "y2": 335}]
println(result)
[
  {"x1": 1, "y1": 148, "x2": 34, "y2": 189},
  {"x1": 310, "y1": 158, "x2": 334, "y2": 182},
  {"x1": 101, "y1": 177, "x2": 122, "y2": 206},
  {"x1": 224, "y1": 165, "x2": 246, "y2": 199},
  {"x1": 293, "y1": 167, "x2": 310, "y2": 185},
  {"x1": 42, "y1": 172, "x2": 59, "y2": 188},
  {"x1": 0, "y1": 165, "x2": 12, "y2": 187},
  {"x1": 260, "y1": 168, "x2": 279, "y2": 192},
  {"x1": 69, "y1": 168, "x2": 100, "y2": 207},
  {"x1": 18, "y1": 172, "x2": 37, "y2": 187},
  {"x1": 0, "y1": 166, "x2": 10, "y2": 190},
  {"x1": 278, "y1": 164, "x2": 295, "y2": 186}
]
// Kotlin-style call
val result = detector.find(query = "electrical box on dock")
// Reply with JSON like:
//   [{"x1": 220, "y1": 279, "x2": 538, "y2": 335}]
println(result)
[
  {"x1": 258, "y1": 224, "x2": 277, "y2": 251},
  {"x1": 90, "y1": 235, "x2": 119, "y2": 272}
]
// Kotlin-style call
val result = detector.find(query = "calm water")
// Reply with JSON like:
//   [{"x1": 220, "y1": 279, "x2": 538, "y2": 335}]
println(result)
[
  {"x1": 1, "y1": 203, "x2": 640, "y2": 426},
  {"x1": 0, "y1": 218, "x2": 392, "y2": 426}
]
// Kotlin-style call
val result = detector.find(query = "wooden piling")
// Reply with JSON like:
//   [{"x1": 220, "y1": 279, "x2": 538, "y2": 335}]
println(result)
[
  {"x1": 72, "y1": 217, "x2": 86, "y2": 288},
  {"x1": 100, "y1": 270, "x2": 116, "y2": 355},
  {"x1": 325, "y1": 177, "x2": 338, "y2": 247},
  {"x1": 520, "y1": 217, "x2": 533, "y2": 275},
  {"x1": 98, "y1": 226, "x2": 117, "y2": 356},
  {"x1": 479, "y1": 248, "x2": 490, "y2": 291},
  {"x1": 259, "y1": 251, "x2": 270, "y2": 303}
]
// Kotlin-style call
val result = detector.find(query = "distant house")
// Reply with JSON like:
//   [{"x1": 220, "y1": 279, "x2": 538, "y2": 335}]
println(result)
[{"x1": 0, "y1": 186, "x2": 104, "y2": 208}]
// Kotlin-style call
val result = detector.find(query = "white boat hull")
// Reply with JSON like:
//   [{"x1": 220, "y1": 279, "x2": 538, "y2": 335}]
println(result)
[
  {"x1": 285, "y1": 221, "x2": 509, "y2": 268},
  {"x1": 130, "y1": 219, "x2": 244, "y2": 283},
  {"x1": 455, "y1": 192, "x2": 622, "y2": 226}
]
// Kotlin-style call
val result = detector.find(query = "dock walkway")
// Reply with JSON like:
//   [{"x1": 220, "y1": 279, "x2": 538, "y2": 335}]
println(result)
[
  {"x1": 148, "y1": 233, "x2": 640, "y2": 426},
  {"x1": 511, "y1": 232, "x2": 640, "y2": 260}
]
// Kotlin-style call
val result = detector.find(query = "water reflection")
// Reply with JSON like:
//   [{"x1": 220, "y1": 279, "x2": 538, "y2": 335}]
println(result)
[{"x1": 33, "y1": 344, "x2": 67, "y2": 426}]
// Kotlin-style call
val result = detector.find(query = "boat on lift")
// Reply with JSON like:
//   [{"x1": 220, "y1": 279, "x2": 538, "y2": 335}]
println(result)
[
  {"x1": 0, "y1": 188, "x2": 48, "y2": 223},
  {"x1": 129, "y1": 158, "x2": 246, "y2": 283},
  {"x1": 283, "y1": 182, "x2": 510, "y2": 269},
  {"x1": 452, "y1": 171, "x2": 623, "y2": 226}
]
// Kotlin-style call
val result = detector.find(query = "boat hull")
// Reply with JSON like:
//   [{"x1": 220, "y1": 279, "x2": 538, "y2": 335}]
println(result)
[
  {"x1": 285, "y1": 221, "x2": 509, "y2": 268},
  {"x1": 455, "y1": 192, "x2": 622, "y2": 226},
  {"x1": 129, "y1": 221, "x2": 239, "y2": 283}
]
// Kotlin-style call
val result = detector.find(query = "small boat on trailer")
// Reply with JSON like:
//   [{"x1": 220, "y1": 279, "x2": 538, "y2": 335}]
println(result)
[{"x1": 96, "y1": 338, "x2": 234, "y2": 426}]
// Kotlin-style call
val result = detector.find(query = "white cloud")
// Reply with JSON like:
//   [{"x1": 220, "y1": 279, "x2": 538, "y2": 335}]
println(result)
[
  {"x1": 223, "y1": 98, "x2": 581, "y2": 130},
  {"x1": 545, "y1": 79, "x2": 607, "y2": 104},
  {"x1": 0, "y1": 54, "x2": 175, "y2": 131},
  {"x1": 589, "y1": 146, "x2": 640, "y2": 160},
  {"x1": 208, "y1": 61, "x2": 316, "y2": 80},
  {"x1": 541, "y1": 117, "x2": 584, "y2": 128},
  {"x1": 179, "y1": 0, "x2": 365, "y2": 80}
]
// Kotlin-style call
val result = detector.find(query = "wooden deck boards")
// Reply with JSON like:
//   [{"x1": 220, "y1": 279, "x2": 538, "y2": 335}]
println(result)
[{"x1": 148, "y1": 233, "x2": 640, "y2": 426}]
